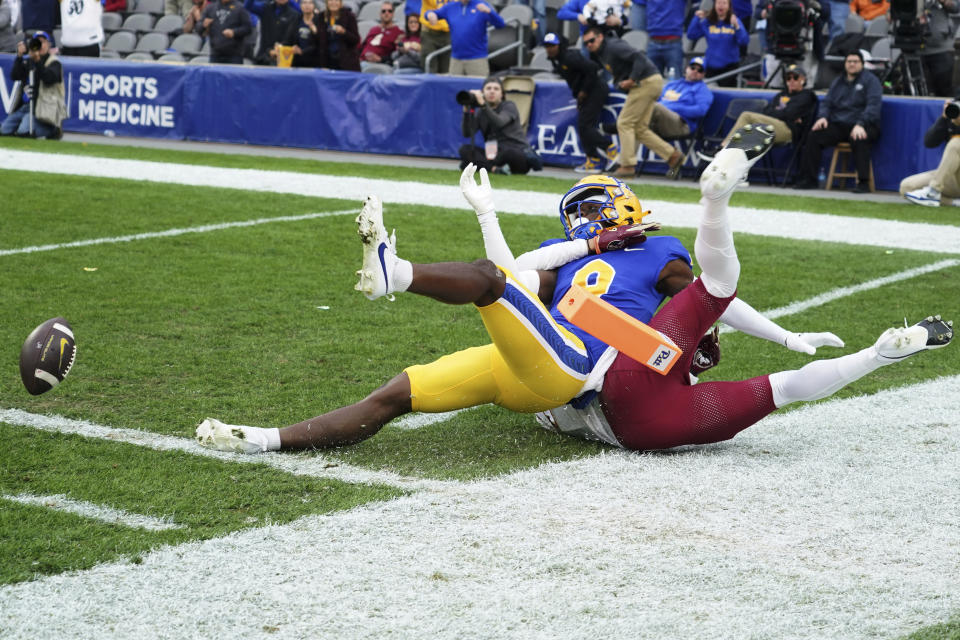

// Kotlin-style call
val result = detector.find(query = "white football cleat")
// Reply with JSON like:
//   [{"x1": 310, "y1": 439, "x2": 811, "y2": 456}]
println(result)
[
  {"x1": 195, "y1": 418, "x2": 264, "y2": 454},
  {"x1": 699, "y1": 124, "x2": 775, "y2": 200},
  {"x1": 874, "y1": 315, "x2": 953, "y2": 363},
  {"x1": 354, "y1": 195, "x2": 398, "y2": 301}
]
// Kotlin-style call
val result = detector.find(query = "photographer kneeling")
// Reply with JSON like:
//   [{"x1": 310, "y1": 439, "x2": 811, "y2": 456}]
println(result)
[
  {"x1": 1, "y1": 32, "x2": 66, "y2": 140},
  {"x1": 902, "y1": 100, "x2": 960, "y2": 207},
  {"x1": 458, "y1": 77, "x2": 542, "y2": 175}
]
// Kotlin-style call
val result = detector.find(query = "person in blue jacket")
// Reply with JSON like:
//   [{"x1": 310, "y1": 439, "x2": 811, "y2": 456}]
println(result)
[
  {"x1": 686, "y1": 0, "x2": 749, "y2": 87},
  {"x1": 428, "y1": 0, "x2": 504, "y2": 76},
  {"x1": 649, "y1": 56, "x2": 714, "y2": 140}
]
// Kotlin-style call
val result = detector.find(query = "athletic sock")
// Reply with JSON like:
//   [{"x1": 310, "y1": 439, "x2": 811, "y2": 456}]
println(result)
[
  {"x1": 694, "y1": 196, "x2": 739, "y2": 299},
  {"x1": 392, "y1": 258, "x2": 413, "y2": 293},
  {"x1": 768, "y1": 347, "x2": 881, "y2": 408}
]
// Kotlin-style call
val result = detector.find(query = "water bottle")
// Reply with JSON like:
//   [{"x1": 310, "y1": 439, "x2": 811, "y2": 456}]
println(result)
[
  {"x1": 666, "y1": 66, "x2": 677, "y2": 81},
  {"x1": 817, "y1": 167, "x2": 826, "y2": 189}
]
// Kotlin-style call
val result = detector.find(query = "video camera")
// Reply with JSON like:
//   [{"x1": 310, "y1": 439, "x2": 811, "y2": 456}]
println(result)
[
  {"x1": 891, "y1": 0, "x2": 926, "y2": 52},
  {"x1": 765, "y1": 0, "x2": 821, "y2": 59}
]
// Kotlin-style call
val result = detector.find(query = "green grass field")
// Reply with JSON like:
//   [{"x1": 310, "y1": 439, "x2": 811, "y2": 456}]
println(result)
[{"x1": 0, "y1": 137, "x2": 958, "y2": 639}]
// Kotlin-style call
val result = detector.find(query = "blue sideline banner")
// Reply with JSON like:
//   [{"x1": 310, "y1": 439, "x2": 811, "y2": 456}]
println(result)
[{"x1": 0, "y1": 53, "x2": 947, "y2": 191}]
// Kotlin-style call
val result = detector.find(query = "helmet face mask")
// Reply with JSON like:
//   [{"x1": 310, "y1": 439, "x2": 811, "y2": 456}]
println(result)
[{"x1": 559, "y1": 175, "x2": 648, "y2": 240}]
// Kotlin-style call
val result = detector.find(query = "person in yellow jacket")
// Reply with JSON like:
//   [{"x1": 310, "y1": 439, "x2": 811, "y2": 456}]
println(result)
[{"x1": 420, "y1": 0, "x2": 452, "y2": 72}]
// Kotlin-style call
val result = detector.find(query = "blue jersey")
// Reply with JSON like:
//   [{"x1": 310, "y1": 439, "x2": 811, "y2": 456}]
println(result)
[{"x1": 545, "y1": 235, "x2": 691, "y2": 367}]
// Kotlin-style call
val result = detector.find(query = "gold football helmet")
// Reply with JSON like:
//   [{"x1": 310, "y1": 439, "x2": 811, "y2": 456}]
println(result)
[{"x1": 559, "y1": 175, "x2": 651, "y2": 240}]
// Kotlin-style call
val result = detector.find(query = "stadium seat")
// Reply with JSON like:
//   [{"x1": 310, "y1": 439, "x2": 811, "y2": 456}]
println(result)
[
  {"x1": 500, "y1": 3, "x2": 533, "y2": 28},
  {"x1": 158, "y1": 51, "x2": 186, "y2": 62},
  {"x1": 100, "y1": 49, "x2": 122, "y2": 58},
  {"x1": 102, "y1": 11, "x2": 124, "y2": 32},
  {"x1": 826, "y1": 142, "x2": 875, "y2": 191},
  {"x1": 125, "y1": 51, "x2": 156, "y2": 61},
  {"x1": 187, "y1": 54, "x2": 210, "y2": 64},
  {"x1": 357, "y1": 2, "x2": 382, "y2": 21},
  {"x1": 362, "y1": 62, "x2": 393, "y2": 73},
  {"x1": 844, "y1": 12, "x2": 865, "y2": 33},
  {"x1": 103, "y1": 30, "x2": 138, "y2": 53},
  {"x1": 135, "y1": 0, "x2": 166, "y2": 15},
  {"x1": 152, "y1": 14, "x2": 185, "y2": 34},
  {"x1": 864, "y1": 17, "x2": 890, "y2": 37},
  {"x1": 121, "y1": 13, "x2": 156, "y2": 33},
  {"x1": 136, "y1": 32, "x2": 169, "y2": 53},
  {"x1": 358, "y1": 19, "x2": 377, "y2": 40},
  {"x1": 621, "y1": 29, "x2": 648, "y2": 51},
  {"x1": 170, "y1": 33, "x2": 203, "y2": 54}
]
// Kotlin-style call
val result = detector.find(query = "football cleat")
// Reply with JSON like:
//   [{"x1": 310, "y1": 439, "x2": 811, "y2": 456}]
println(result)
[
  {"x1": 355, "y1": 195, "x2": 398, "y2": 301},
  {"x1": 574, "y1": 157, "x2": 604, "y2": 173},
  {"x1": 699, "y1": 124, "x2": 775, "y2": 200},
  {"x1": 874, "y1": 315, "x2": 953, "y2": 362},
  {"x1": 195, "y1": 418, "x2": 264, "y2": 454}
]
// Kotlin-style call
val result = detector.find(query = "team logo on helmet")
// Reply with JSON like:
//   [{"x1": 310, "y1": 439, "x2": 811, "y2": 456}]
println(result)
[{"x1": 558, "y1": 175, "x2": 650, "y2": 240}]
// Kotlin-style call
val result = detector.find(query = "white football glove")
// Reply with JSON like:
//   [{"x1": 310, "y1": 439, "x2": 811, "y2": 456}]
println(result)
[
  {"x1": 459, "y1": 163, "x2": 496, "y2": 218},
  {"x1": 783, "y1": 332, "x2": 845, "y2": 355}
]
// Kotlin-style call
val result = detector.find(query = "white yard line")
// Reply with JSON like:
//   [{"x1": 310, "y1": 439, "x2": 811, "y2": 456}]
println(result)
[
  {"x1": 0, "y1": 378, "x2": 958, "y2": 640},
  {"x1": 390, "y1": 409, "x2": 468, "y2": 430},
  {"x1": 2, "y1": 149, "x2": 959, "y2": 255},
  {"x1": 721, "y1": 258, "x2": 960, "y2": 334},
  {"x1": 0, "y1": 409, "x2": 451, "y2": 492},
  {"x1": 2, "y1": 493, "x2": 183, "y2": 531},
  {"x1": 0, "y1": 210, "x2": 356, "y2": 257}
]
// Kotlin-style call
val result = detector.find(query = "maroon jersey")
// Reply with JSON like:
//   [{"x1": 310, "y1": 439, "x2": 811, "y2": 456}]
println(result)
[{"x1": 600, "y1": 278, "x2": 777, "y2": 450}]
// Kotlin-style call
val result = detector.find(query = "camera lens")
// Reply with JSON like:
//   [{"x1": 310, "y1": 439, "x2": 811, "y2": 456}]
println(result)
[
  {"x1": 456, "y1": 90, "x2": 478, "y2": 107},
  {"x1": 946, "y1": 102, "x2": 960, "y2": 120}
]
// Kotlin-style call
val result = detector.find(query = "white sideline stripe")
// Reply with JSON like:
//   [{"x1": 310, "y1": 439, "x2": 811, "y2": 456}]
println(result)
[
  {"x1": 0, "y1": 408, "x2": 451, "y2": 492},
  {"x1": 390, "y1": 409, "x2": 467, "y2": 430},
  {"x1": 0, "y1": 210, "x2": 356, "y2": 257},
  {"x1": 2, "y1": 149, "x2": 960, "y2": 255},
  {"x1": 720, "y1": 258, "x2": 960, "y2": 334},
  {"x1": 1, "y1": 378, "x2": 958, "y2": 640},
  {"x1": 2, "y1": 493, "x2": 183, "y2": 531}
]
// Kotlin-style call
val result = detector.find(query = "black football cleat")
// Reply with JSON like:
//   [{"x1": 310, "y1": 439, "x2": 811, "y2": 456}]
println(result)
[
  {"x1": 699, "y1": 124, "x2": 776, "y2": 200},
  {"x1": 874, "y1": 315, "x2": 953, "y2": 362}
]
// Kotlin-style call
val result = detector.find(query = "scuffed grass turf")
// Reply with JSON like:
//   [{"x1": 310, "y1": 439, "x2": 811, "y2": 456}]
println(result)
[{"x1": 0, "y1": 424, "x2": 403, "y2": 585}]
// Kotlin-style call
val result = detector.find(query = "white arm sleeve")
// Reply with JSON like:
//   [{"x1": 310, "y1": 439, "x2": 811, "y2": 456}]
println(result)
[
  {"x1": 718, "y1": 296, "x2": 791, "y2": 344},
  {"x1": 516, "y1": 239, "x2": 591, "y2": 271}
]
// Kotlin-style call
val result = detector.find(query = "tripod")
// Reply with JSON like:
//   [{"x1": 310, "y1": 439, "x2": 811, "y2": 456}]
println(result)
[{"x1": 887, "y1": 51, "x2": 928, "y2": 96}]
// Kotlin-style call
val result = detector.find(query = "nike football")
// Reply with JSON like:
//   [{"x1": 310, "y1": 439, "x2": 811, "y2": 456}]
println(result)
[{"x1": 19, "y1": 317, "x2": 77, "y2": 395}]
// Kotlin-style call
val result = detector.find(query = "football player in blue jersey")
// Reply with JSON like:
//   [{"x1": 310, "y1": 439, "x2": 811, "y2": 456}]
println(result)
[{"x1": 197, "y1": 128, "x2": 952, "y2": 454}]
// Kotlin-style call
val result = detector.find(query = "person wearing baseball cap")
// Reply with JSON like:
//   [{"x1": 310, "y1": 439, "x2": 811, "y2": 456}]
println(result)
[
  {"x1": 717, "y1": 62, "x2": 816, "y2": 150},
  {"x1": 1, "y1": 30, "x2": 65, "y2": 139},
  {"x1": 543, "y1": 31, "x2": 617, "y2": 173}
]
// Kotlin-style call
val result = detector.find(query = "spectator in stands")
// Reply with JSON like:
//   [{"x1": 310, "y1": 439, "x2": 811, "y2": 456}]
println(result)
[
  {"x1": 543, "y1": 31, "x2": 616, "y2": 173},
  {"x1": 184, "y1": 0, "x2": 209, "y2": 32},
  {"x1": 902, "y1": 101, "x2": 960, "y2": 207},
  {"x1": 318, "y1": 0, "x2": 361, "y2": 71},
  {"x1": 919, "y1": 0, "x2": 959, "y2": 97},
  {"x1": 848, "y1": 0, "x2": 889, "y2": 27},
  {"x1": 579, "y1": 0, "x2": 629, "y2": 35},
  {"x1": 459, "y1": 76, "x2": 543, "y2": 174},
  {"x1": 644, "y1": 0, "x2": 685, "y2": 77},
  {"x1": 0, "y1": 0, "x2": 19, "y2": 53},
  {"x1": 198, "y1": 0, "x2": 253, "y2": 63},
  {"x1": 825, "y1": 0, "x2": 848, "y2": 41},
  {"x1": 405, "y1": 0, "x2": 421, "y2": 19},
  {"x1": 360, "y1": 1, "x2": 403, "y2": 69},
  {"x1": 686, "y1": 0, "x2": 749, "y2": 87},
  {"x1": 650, "y1": 56, "x2": 713, "y2": 142},
  {"x1": 251, "y1": 0, "x2": 300, "y2": 65},
  {"x1": 557, "y1": 0, "x2": 626, "y2": 40},
  {"x1": 584, "y1": 25, "x2": 683, "y2": 179},
  {"x1": 292, "y1": 0, "x2": 323, "y2": 66},
  {"x1": 630, "y1": 0, "x2": 646, "y2": 31},
  {"x1": 795, "y1": 51, "x2": 881, "y2": 193},
  {"x1": 1, "y1": 32, "x2": 64, "y2": 139},
  {"x1": 57, "y1": 0, "x2": 103, "y2": 56},
  {"x1": 720, "y1": 63, "x2": 817, "y2": 147},
  {"x1": 21, "y1": 0, "x2": 58, "y2": 44},
  {"x1": 419, "y1": 0, "x2": 451, "y2": 73},
  {"x1": 393, "y1": 11, "x2": 423, "y2": 72},
  {"x1": 167, "y1": 0, "x2": 193, "y2": 19},
  {"x1": 427, "y1": 0, "x2": 503, "y2": 77}
]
